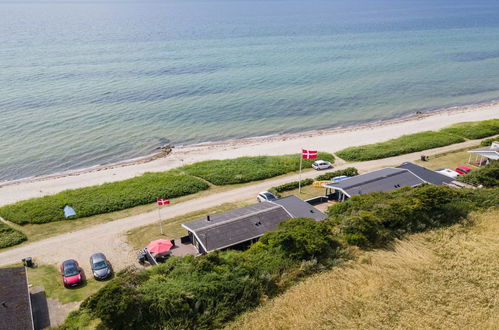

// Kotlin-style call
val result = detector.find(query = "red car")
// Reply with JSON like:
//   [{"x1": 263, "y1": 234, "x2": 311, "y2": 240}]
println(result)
[
  {"x1": 60, "y1": 259, "x2": 83, "y2": 288},
  {"x1": 455, "y1": 166, "x2": 471, "y2": 175}
]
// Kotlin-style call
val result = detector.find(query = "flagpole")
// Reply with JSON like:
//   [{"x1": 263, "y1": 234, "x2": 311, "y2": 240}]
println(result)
[
  {"x1": 299, "y1": 150, "x2": 303, "y2": 193},
  {"x1": 157, "y1": 200, "x2": 164, "y2": 235}
]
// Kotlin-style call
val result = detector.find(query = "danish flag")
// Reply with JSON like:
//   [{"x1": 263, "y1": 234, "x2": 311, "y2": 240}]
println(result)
[
  {"x1": 302, "y1": 149, "x2": 318, "y2": 159},
  {"x1": 157, "y1": 198, "x2": 170, "y2": 206}
]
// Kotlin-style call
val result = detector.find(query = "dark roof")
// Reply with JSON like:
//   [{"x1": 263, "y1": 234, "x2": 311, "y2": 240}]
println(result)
[
  {"x1": 324, "y1": 167, "x2": 424, "y2": 197},
  {"x1": 0, "y1": 267, "x2": 34, "y2": 330},
  {"x1": 182, "y1": 196, "x2": 326, "y2": 252},
  {"x1": 397, "y1": 162, "x2": 454, "y2": 186},
  {"x1": 271, "y1": 195, "x2": 326, "y2": 221}
]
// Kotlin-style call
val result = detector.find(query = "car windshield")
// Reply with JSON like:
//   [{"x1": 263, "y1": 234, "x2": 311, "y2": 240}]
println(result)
[
  {"x1": 64, "y1": 266, "x2": 79, "y2": 277},
  {"x1": 93, "y1": 260, "x2": 107, "y2": 270},
  {"x1": 263, "y1": 193, "x2": 276, "y2": 200}
]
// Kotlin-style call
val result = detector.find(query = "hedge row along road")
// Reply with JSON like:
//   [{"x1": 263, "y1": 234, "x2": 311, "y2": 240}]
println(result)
[{"x1": 0, "y1": 138, "x2": 484, "y2": 274}]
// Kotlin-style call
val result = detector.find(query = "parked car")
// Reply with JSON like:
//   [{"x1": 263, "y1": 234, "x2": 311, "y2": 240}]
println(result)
[
  {"x1": 435, "y1": 168, "x2": 460, "y2": 179},
  {"x1": 455, "y1": 166, "x2": 471, "y2": 175},
  {"x1": 257, "y1": 191, "x2": 277, "y2": 203},
  {"x1": 60, "y1": 259, "x2": 83, "y2": 288},
  {"x1": 89, "y1": 253, "x2": 113, "y2": 280},
  {"x1": 331, "y1": 175, "x2": 349, "y2": 183},
  {"x1": 312, "y1": 160, "x2": 333, "y2": 170}
]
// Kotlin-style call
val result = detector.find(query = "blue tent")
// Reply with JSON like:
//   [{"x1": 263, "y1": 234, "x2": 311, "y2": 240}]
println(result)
[{"x1": 64, "y1": 205, "x2": 77, "y2": 218}]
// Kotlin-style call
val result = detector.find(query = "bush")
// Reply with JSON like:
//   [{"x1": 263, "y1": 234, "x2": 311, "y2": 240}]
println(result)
[
  {"x1": 458, "y1": 161, "x2": 499, "y2": 188},
  {"x1": 439, "y1": 119, "x2": 499, "y2": 139},
  {"x1": 328, "y1": 185, "x2": 474, "y2": 248},
  {"x1": 315, "y1": 167, "x2": 359, "y2": 181},
  {"x1": 336, "y1": 131, "x2": 464, "y2": 161},
  {"x1": 269, "y1": 179, "x2": 314, "y2": 196},
  {"x1": 480, "y1": 137, "x2": 498, "y2": 146},
  {"x1": 180, "y1": 153, "x2": 335, "y2": 185},
  {"x1": 0, "y1": 172, "x2": 209, "y2": 225},
  {"x1": 0, "y1": 222, "x2": 27, "y2": 248}
]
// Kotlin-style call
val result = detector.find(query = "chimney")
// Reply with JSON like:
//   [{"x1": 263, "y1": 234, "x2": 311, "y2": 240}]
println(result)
[{"x1": 206, "y1": 215, "x2": 210, "y2": 222}]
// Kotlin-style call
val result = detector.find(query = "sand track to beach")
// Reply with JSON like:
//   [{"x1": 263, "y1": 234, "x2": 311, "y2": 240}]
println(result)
[{"x1": 0, "y1": 139, "x2": 486, "y2": 274}]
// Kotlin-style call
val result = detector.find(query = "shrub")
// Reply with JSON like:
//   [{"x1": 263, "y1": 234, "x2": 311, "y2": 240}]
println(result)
[
  {"x1": 180, "y1": 153, "x2": 335, "y2": 185},
  {"x1": 480, "y1": 137, "x2": 498, "y2": 146},
  {"x1": 328, "y1": 185, "x2": 474, "y2": 248},
  {"x1": 269, "y1": 179, "x2": 314, "y2": 196},
  {"x1": 258, "y1": 218, "x2": 341, "y2": 261},
  {"x1": 335, "y1": 131, "x2": 464, "y2": 161},
  {"x1": 458, "y1": 161, "x2": 499, "y2": 187},
  {"x1": 0, "y1": 172, "x2": 209, "y2": 225},
  {"x1": 0, "y1": 222, "x2": 27, "y2": 248},
  {"x1": 315, "y1": 167, "x2": 359, "y2": 181},
  {"x1": 439, "y1": 119, "x2": 499, "y2": 139}
]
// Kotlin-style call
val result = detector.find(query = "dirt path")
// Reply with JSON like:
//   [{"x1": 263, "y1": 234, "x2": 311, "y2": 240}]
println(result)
[{"x1": 0, "y1": 140, "x2": 480, "y2": 273}]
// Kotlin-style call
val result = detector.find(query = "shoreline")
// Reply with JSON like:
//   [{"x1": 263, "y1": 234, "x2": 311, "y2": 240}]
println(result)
[{"x1": 0, "y1": 101, "x2": 498, "y2": 206}]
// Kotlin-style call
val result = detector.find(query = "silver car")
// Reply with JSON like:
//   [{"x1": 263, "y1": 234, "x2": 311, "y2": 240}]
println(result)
[{"x1": 89, "y1": 253, "x2": 113, "y2": 280}]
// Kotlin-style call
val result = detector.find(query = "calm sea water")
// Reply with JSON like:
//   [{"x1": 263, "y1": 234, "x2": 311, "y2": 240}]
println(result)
[{"x1": 2, "y1": 0, "x2": 499, "y2": 181}]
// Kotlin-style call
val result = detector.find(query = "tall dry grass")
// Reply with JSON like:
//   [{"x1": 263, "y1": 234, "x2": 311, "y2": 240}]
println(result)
[{"x1": 227, "y1": 209, "x2": 499, "y2": 330}]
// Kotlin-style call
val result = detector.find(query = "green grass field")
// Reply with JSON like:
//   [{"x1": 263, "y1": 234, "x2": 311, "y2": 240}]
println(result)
[{"x1": 414, "y1": 147, "x2": 478, "y2": 170}]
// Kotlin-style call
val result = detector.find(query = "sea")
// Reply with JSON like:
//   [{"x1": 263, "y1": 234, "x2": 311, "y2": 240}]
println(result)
[{"x1": 1, "y1": 0, "x2": 499, "y2": 182}]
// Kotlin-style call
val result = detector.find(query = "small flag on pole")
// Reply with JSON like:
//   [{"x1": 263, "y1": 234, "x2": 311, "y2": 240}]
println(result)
[
  {"x1": 302, "y1": 149, "x2": 318, "y2": 159},
  {"x1": 157, "y1": 198, "x2": 170, "y2": 206}
]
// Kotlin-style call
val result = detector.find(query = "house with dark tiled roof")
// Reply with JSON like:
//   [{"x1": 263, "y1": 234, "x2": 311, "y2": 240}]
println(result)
[
  {"x1": 0, "y1": 267, "x2": 34, "y2": 330},
  {"x1": 181, "y1": 195, "x2": 326, "y2": 254}
]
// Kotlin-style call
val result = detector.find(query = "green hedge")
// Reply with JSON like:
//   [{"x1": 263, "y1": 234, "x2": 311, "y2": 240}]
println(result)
[
  {"x1": 269, "y1": 179, "x2": 314, "y2": 196},
  {"x1": 0, "y1": 172, "x2": 209, "y2": 225},
  {"x1": 0, "y1": 222, "x2": 27, "y2": 248},
  {"x1": 439, "y1": 119, "x2": 499, "y2": 140},
  {"x1": 458, "y1": 161, "x2": 499, "y2": 188},
  {"x1": 315, "y1": 167, "x2": 359, "y2": 181},
  {"x1": 481, "y1": 136, "x2": 498, "y2": 146},
  {"x1": 335, "y1": 131, "x2": 464, "y2": 161},
  {"x1": 181, "y1": 153, "x2": 335, "y2": 185}
]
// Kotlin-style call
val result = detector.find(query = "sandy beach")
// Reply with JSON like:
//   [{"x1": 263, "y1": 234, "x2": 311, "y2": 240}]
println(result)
[{"x1": 1, "y1": 102, "x2": 498, "y2": 206}]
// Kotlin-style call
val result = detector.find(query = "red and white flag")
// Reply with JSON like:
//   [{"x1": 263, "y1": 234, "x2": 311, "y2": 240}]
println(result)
[
  {"x1": 157, "y1": 198, "x2": 170, "y2": 206},
  {"x1": 302, "y1": 149, "x2": 317, "y2": 159}
]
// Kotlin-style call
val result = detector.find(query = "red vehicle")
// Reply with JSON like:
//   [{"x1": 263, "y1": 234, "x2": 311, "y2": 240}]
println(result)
[
  {"x1": 60, "y1": 259, "x2": 83, "y2": 288},
  {"x1": 455, "y1": 166, "x2": 471, "y2": 175}
]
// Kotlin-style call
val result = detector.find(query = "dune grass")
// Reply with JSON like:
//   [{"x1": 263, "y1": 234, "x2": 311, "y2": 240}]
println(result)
[
  {"x1": 439, "y1": 119, "x2": 499, "y2": 139},
  {"x1": 227, "y1": 209, "x2": 499, "y2": 330},
  {"x1": 335, "y1": 131, "x2": 464, "y2": 161},
  {"x1": 181, "y1": 153, "x2": 334, "y2": 185}
]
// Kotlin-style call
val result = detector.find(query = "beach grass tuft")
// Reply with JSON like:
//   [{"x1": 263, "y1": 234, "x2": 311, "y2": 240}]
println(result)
[
  {"x1": 181, "y1": 152, "x2": 335, "y2": 185},
  {"x1": 336, "y1": 131, "x2": 464, "y2": 161}
]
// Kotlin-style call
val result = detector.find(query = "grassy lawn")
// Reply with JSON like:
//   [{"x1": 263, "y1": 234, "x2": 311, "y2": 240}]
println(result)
[
  {"x1": 27, "y1": 264, "x2": 107, "y2": 304},
  {"x1": 126, "y1": 200, "x2": 254, "y2": 250},
  {"x1": 415, "y1": 146, "x2": 478, "y2": 170},
  {"x1": 227, "y1": 209, "x2": 499, "y2": 329},
  {"x1": 278, "y1": 184, "x2": 326, "y2": 200}
]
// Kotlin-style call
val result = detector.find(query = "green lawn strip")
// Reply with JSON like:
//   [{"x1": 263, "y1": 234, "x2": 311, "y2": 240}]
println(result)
[
  {"x1": 181, "y1": 153, "x2": 334, "y2": 185},
  {"x1": 335, "y1": 131, "x2": 465, "y2": 162},
  {"x1": 439, "y1": 119, "x2": 499, "y2": 139},
  {"x1": 414, "y1": 146, "x2": 478, "y2": 170},
  {"x1": 0, "y1": 221, "x2": 27, "y2": 248},
  {"x1": 0, "y1": 171, "x2": 209, "y2": 225},
  {"x1": 126, "y1": 200, "x2": 254, "y2": 250},
  {"x1": 27, "y1": 264, "x2": 107, "y2": 304}
]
